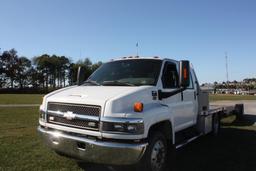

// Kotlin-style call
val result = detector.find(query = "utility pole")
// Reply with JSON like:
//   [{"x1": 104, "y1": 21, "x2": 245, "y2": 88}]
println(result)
[
  {"x1": 225, "y1": 52, "x2": 229, "y2": 83},
  {"x1": 225, "y1": 52, "x2": 229, "y2": 93}
]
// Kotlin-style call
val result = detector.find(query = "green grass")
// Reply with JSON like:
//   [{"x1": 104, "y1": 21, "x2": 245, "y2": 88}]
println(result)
[
  {"x1": 0, "y1": 94, "x2": 43, "y2": 104},
  {"x1": 210, "y1": 94, "x2": 256, "y2": 101},
  {"x1": 0, "y1": 107, "x2": 83, "y2": 171}
]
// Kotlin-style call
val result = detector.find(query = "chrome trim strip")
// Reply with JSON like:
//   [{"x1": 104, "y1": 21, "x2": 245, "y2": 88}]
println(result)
[
  {"x1": 41, "y1": 122, "x2": 102, "y2": 137},
  {"x1": 101, "y1": 130, "x2": 143, "y2": 135},
  {"x1": 101, "y1": 117, "x2": 144, "y2": 124},
  {"x1": 48, "y1": 120, "x2": 99, "y2": 131},
  {"x1": 47, "y1": 110, "x2": 99, "y2": 121}
]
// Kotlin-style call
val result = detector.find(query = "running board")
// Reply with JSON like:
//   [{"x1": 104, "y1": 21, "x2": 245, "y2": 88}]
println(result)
[{"x1": 175, "y1": 133, "x2": 203, "y2": 149}]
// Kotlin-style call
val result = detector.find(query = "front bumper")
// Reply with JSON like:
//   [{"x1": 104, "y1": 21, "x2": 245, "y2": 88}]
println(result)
[{"x1": 37, "y1": 126, "x2": 147, "y2": 165}]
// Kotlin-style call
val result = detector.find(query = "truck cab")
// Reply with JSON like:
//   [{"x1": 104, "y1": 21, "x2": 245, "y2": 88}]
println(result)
[{"x1": 38, "y1": 57, "x2": 212, "y2": 171}]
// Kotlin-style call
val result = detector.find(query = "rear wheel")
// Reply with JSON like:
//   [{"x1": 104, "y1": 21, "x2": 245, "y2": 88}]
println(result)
[{"x1": 140, "y1": 131, "x2": 168, "y2": 171}]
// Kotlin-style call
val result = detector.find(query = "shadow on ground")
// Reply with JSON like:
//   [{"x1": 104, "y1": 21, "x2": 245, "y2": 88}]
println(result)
[
  {"x1": 78, "y1": 114, "x2": 256, "y2": 171},
  {"x1": 222, "y1": 114, "x2": 256, "y2": 127}
]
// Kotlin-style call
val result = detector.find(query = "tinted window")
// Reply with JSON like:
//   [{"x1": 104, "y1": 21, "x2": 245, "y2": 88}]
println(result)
[
  {"x1": 162, "y1": 63, "x2": 179, "y2": 88},
  {"x1": 87, "y1": 59, "x2": 162, "y2": 86}
]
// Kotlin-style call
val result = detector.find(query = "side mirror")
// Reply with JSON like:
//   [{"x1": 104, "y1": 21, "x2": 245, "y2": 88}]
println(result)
[
  {"x1": 179, "y1": 60, "x2": 190, "y2": 87},
  {"x1": 77, "y1": 66, "x2": 85, "y2": 85}
]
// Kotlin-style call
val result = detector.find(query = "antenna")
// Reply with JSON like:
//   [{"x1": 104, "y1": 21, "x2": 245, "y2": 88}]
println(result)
[
  {"x1": 225, "y1": 52, "x2": 229, "y2": 83},
  {"x1": 136, "y1": 42, "x2": 139, "y2": 56}
]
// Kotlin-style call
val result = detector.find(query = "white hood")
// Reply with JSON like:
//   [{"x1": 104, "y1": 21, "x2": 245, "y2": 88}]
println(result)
[{"x1": 45, "y1": 85, "x2": 143, "y2": 108}]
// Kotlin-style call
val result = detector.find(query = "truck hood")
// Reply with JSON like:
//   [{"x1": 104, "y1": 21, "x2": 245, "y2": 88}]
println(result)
[{"x1": 46, "y1": 86, "x2": 144, "y2": 108}]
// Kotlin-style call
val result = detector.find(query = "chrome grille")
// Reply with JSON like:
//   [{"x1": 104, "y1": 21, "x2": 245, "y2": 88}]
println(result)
[
  {"x1": 46, "y1": 102, "x2": 101, "y2": 130},
  {"x1": 47, "y1": 102, "x2": 101, "y2": 117},
  {"x1": 47, "y1": 114, "x2": 99, "y2": 130}
]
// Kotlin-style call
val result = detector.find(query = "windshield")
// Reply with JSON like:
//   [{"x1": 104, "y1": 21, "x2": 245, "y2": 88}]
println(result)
[{"x1": 86, "y1": 59, "x2": 162, "y2": 86}]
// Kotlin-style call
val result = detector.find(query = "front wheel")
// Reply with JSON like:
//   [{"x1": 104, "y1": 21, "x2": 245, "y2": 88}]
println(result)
[{"x1": 140, "y1": 131, "x2": 168, "y2": 171}]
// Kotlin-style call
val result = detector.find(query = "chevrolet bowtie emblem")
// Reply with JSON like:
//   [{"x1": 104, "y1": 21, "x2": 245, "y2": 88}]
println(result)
[{"x1": 63, "y1": 111, "x2": 76, "y2": 120}]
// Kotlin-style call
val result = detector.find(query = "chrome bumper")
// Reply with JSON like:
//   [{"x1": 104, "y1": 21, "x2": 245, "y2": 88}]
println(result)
[{"x1": 37, "y1": 126, "x2": 147, "y2": 165}]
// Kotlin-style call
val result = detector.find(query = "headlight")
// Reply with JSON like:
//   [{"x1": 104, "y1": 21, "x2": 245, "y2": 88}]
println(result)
[
  {"x1": 39, "y1": 110, "x2": 46, "y2": 121},
  {"x1": 101, "y1": 121, "x2": 144, "y2": 134}
]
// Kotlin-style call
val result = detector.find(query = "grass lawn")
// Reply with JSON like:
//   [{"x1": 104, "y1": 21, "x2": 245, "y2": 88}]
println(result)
[
  {"x1": 0, "y1": 94, "x2": 43, "y2": 104},
  {"x1": 209, "y1": 94, "x2": 256, "y2": 101},
  {"x1": 0, "y1": 107, "x2": 83, "y2": 171}
]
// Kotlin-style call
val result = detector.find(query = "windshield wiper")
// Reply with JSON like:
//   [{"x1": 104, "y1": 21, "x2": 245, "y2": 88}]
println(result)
[
  {"x1": 83, "y1": 80, "x2": 101, "y2": 86},
  {"x1": 102, "y1": 80, "x2": 135, "y2": 86}
]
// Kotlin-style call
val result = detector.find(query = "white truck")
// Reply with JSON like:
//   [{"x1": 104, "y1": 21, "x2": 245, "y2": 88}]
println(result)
[{"x1": 38, "y1": 57, "x2": 243, "y2": 171}]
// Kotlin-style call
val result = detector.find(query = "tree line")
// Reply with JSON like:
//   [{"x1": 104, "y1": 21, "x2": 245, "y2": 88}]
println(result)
[
  {"x1": 213, "y1": 80, "x2": 256, "y2": 90},
  {"x1": 0, "y1": 48, "x2": 102, "y2": 89}
]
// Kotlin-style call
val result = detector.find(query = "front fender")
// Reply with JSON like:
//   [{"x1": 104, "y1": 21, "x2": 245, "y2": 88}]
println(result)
[{"x1": 143, "y1": 103, "x2": 175, "y2": 143}]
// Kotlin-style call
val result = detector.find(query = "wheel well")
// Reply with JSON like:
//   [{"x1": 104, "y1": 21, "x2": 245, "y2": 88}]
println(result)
[{"x1": 148, "y1": 120, "x2": 172, "y2": 143}]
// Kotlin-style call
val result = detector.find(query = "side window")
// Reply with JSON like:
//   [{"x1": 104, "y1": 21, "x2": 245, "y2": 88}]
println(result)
[
  {"x1": 162, "y1": 63, "x2": 179, "y2": 88},
  {"x1": 187, "y1": 72, "x2": 194, "y2": 89}
]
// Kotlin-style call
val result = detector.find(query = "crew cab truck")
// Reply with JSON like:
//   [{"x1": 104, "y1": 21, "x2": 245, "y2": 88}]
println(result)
[{"x1": 38, "y1": 57, "x2": 243, "y2": 171}]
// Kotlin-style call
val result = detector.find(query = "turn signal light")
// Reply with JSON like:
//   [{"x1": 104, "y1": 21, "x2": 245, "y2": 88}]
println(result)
[{"x1": 134, "y1": 102, "x2": 143, "y2": 112}]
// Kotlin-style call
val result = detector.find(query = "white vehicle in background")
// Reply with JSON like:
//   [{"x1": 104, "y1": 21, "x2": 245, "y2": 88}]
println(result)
[{"x1": 38, "y1": 56, "x2": 243, "y2": 171}]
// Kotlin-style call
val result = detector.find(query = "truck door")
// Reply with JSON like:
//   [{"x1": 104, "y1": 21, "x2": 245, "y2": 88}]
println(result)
[
  {"x1": 160, "y1": 62, "x2": 196, "y2": 131},
  {"x1": 182, "y1": 71, "x2": 198, "y2": 125}
]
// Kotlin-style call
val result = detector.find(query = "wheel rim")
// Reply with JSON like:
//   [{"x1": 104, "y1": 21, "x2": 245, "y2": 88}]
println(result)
[{"x1": 151, "y1": 140, "x2": 166, "y2": 171}]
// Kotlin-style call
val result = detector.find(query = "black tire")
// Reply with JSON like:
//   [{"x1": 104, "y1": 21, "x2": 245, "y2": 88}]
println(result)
[
  {"x1": 212, "y1": 113, "x2": 220, "y2": 136},
  {"x1": 139, "y1": 131, "x2": 169, "y2": 171}
]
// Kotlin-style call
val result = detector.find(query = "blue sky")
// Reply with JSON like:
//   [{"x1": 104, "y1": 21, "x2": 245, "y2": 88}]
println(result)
[{"x1": 0, "y1": 0, "x2": 255, "y2": 83}]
